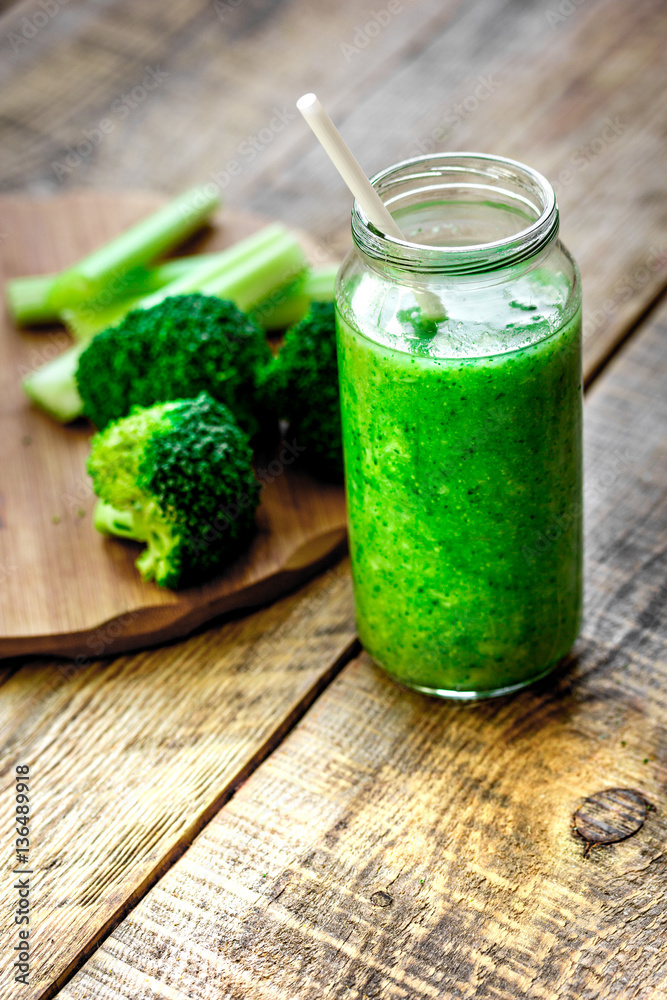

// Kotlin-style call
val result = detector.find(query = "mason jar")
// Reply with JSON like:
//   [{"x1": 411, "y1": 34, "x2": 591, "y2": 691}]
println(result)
[{"x1": 335, "y1": 152, "x2": 583, "y2": 699}]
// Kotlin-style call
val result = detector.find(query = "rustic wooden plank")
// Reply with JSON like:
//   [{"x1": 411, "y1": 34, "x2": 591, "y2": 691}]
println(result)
[
  {"x1": 0, "y1": 561, "x2": 358, "y2": 1000},
  {"x1": 59, "y1": 300, "x2": 667, "y2": 999},
  {"x1": 0, "y1": 0, "x2": 460, "y2": 193}
]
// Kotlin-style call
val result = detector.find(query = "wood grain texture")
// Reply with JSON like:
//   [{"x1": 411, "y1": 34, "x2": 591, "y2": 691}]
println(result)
[
  {"x1": 0, "y1": 558, "x2": 357, "y2": 1000},
  {"x1": 0, "y1": 193, "x2": 346, "y2": 657},
  {"x1": 0, "y1": 0, "x2": 460, "y2": 192},
  {"x1": 59, "y1": 303, "x2": 667, "y2": 999}
]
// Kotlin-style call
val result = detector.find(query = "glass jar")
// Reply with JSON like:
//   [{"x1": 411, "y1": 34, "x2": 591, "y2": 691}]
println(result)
[{"x1": 335, "y1": 153, "x2": 582, "y2": 699}]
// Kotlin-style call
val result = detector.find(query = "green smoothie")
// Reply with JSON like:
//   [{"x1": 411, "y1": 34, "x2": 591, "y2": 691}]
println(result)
[{"x1": 336, "y1": 293, "x2": 583, "y2": 697}]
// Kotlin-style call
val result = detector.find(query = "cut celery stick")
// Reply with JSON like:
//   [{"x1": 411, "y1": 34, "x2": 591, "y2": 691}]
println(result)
[
  {"x1": 23, "y1": 343, "x2": 87, "y2": 423},
  {"x1": 61, "y1": 297, "x2": 146, "y2": 342},
  {"x1": 304, "y1": 263, "x2": 340, "y2": 299},
  {"x1": 141, "y1": 253, "x2": 220, "y2": 286},
  {"x1": 61, "y1": 227, "x2": 289, "y2": 340},
  {"x1": 251, "y1": 263, "x2": 339, "y2": 329},
  {"x1": 137, "y1": 223, "x2": 289, "y2": 310},
  {"x1": 47, "y1": 185, "x2": 222, "y2": 311},
  {"x1": 6, "y1": 274, "x2": 58, "y2": 326},
  {"x1": 7, "y1": 254, "x2": 224, "y2": 327},
  {"x1": 199, "y1": 231, "x2": 307, "y2": 312}
]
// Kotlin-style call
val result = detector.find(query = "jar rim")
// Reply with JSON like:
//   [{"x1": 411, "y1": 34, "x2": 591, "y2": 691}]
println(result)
[{"x1": 351, "y1": 152, "x2": 559, "y2": 275}]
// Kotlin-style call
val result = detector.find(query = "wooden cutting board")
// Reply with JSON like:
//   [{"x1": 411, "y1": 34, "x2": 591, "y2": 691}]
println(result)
[{"x1": 0, "y1": 192, "x2": 347, "y2": 659}]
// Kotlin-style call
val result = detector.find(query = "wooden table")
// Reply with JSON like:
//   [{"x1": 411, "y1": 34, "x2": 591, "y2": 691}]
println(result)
[{"x1": 1, "y1": 0, "x2": 666, "y2": 996}]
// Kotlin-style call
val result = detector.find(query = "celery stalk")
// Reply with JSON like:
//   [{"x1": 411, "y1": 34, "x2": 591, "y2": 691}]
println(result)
[
  {"x1": 22, "y1": 343, "x2": 87, "y2": 423},
  {"x1": 251, "y1": 263, "x2": 339, "y2": 329},
  {"x1": 6, "y1": 274, "x2": 58, "y2": 325},
  {"x1": 137, "y1": 253, "x2": 223, "y2": 288},
  {"x1": 6, "y1": 254, "x2": 224, "y2": 327},
  {"x1": 304, "y1": 263, "x2": 340, "y2": 299},
  {"x1": 47, "y1": 185, "x2": 221, "y2": 311},
  {"x1": 199, "y1": 230, "x2": 307, "y2": 312},
  {"x1": 137, "y1": 223, "x2": 290, "y2": 309},
  {"x1": 61, "y1": 297, "x2": 146, "y2": 341},
  {"x1": 61, "y1": 227, "x2": 290, "y2": 340}
]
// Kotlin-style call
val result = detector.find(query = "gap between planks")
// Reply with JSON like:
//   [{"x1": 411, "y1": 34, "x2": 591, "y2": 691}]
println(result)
[
  {"x1": 583, "y1": 285, "x2": 667, "y2": 390},
  {"x1": 35, "y1": 634, "x2": 360, "y2": 1000}
]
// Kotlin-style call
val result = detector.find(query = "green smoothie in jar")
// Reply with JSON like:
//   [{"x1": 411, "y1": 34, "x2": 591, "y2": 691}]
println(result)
[{"x1": 335, "y1": 154, "x2": 583, "y2": 699}]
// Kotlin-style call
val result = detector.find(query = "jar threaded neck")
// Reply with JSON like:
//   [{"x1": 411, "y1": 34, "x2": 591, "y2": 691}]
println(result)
[{"x1": 351, "y1": 152, "x2": 559, "y2": 275}]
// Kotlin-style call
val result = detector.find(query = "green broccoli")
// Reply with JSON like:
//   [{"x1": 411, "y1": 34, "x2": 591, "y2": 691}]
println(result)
[
  {"x1": 88, "y1": 392, "x2": 260, "y2": 588},
  {"x1": 77, "y1": 294, "x2": 272, "y2": 434},
  {"x1": 260, "y1": 301, "x2": 343, "y2": 480}
]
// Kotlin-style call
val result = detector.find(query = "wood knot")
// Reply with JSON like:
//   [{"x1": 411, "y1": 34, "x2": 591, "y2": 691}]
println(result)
[
  {"x1": 573, "y1": 788, "x2": 652, "y2": 856},
  {"x1": 370, "y1": 891, "x2": 393, "y2": 907}
]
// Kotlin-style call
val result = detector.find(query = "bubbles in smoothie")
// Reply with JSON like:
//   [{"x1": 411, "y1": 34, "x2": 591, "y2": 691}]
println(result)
[{"x1": 356, "y1": 266, "x2": 572, "y2": 359}]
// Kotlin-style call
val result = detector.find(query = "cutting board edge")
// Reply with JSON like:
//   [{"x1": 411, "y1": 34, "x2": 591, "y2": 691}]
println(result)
[{"x1": 0, "y1": 529, "x2": 348, "y2": 661}]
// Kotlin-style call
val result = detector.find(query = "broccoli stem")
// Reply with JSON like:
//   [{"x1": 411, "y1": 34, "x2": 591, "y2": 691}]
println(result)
[
  {"x1": 94, "y1": 501, "x2": 171, "y2": 583},
  {"x1": 94, "y1": 500, "x2": 140, "y2": 539},
  {"x1": 46, "y1": 185, "x2": 222, "y2": 312},
  {"x1": 252, "y1": 263, "x2": 339, "y2": 330},
  {"x1": 23, "y1": 224, "x2": 308, "y2": 423}
]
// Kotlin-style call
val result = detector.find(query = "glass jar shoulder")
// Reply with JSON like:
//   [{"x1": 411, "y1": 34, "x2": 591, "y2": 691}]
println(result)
[{"x1": 336, "y1": 239, "x2": 581, "y2": 362}]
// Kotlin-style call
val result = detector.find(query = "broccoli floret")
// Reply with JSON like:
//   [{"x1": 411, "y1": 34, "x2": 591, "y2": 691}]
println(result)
[
  {"x1": 77, "y1": 294, "x2": 272, "y2": 434},
  {"x1": 88, "y1": 392, "x2": 260, "y2": 588},
  {"x1": 260, "y1": 302, "x2": 343, "y2": 480}
]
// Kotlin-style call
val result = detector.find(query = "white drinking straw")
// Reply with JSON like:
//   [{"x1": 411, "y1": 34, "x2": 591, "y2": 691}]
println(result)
[
  {"x1": 297, "y1": 93, "x2": 444, "y2": 320},
  {"x1": 296, "y1": 93, "x2": 405, "y2": 241}
]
